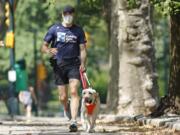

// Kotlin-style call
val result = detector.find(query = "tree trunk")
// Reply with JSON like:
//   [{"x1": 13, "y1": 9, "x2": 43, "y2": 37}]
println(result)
[
  {"x1": 168, "y1": 13, "x2": 180, "y2": 111},
  {"x1": 107, "y1": 0, "x2": 159, "y2": 115},
  {"x1": 150, "y1": 12, "x2": 180, "y2": 117},
  {"x1": 106, "y1": 0, "x2": 120, "y2": 113}
]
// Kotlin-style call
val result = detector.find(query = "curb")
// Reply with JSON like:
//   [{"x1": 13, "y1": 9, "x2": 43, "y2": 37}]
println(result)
[
  {"x1": 99, "y1": 114, "x2": 180, "y2": 131},
  {"x1": 138, "y1": 116, "x2": 180, "y2": 131}
]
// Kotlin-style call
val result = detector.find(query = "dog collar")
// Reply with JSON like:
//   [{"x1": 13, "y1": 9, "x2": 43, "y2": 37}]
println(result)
[{"x1": 85, "y1": 103, "x2": 96, "y2": 115}]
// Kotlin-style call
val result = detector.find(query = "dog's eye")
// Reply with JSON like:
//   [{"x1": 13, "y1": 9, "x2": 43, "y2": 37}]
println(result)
[
  {"x1": 89, "y1": 92, "x2": 92, "y2": 95},
  {"x1": 83, "y1": 92, "x2": 86, "y2": 95}
]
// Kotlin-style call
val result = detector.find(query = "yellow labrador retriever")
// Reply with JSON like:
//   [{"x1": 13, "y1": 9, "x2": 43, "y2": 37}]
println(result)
[{"x1": 81, "y1": 88, "x2": 100, "y2": 133}]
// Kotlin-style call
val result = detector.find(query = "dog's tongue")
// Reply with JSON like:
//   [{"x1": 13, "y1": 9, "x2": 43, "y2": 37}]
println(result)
[{"x1": 85, "y1": 104, "x2": 96, "y2": 115}]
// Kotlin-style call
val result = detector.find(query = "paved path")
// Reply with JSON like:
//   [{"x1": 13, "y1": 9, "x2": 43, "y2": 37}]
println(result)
[{"x1": 0, "y1": 115, "x2": 179, "y2": 135}]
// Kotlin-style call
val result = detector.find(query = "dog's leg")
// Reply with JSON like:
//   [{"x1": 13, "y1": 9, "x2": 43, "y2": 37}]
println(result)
[
  {"x1": 80, "y1": 102, "x2": 85, "y2": 124},
  {"x1": 91, "y1": 115, "x2": 96, "y2": 130},
  {"x1": 90, "y1": 100, "x2": 100, "y2": 133},
  {"x1": 81, "y1": 112, "x2": 87, "y2": 131},
  {"x1": 81, "y1": 99, "x2": 87, "y2": 131},
  {"x1": 86, "y1": 116, "x2": 94, "y2": 133},
  {"x1": 89, "y1": 108, "x2": 99, "y2": 133},
  {"x1": 86, "y1": 116, "x2": 92, "y2": 133}
]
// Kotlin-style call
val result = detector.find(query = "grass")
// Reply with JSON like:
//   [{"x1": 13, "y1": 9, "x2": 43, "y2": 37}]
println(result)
[{"x1": 0, "y1": 101, "x2": 8, "y2": 115}]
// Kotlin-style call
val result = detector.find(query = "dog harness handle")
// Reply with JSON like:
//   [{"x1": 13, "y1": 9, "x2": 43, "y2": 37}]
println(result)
[
  {"x1": 83, "y1": 72, "x2": 91, "y2": 87},
  {"x1": 80, "y1": 69, "x2": 88, "y2": 89}
]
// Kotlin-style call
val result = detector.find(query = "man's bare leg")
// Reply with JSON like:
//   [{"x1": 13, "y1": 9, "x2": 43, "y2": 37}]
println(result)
[
  {"x1": 58, "y1": 85, "x2": 69, "y2": 112},
  {"x1": 69, "y1": 79, "x2": 80, "y2": 121}
]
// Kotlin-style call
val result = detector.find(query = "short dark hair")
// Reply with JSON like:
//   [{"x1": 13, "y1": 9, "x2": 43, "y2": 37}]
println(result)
[{"x1": 63, "y1": 5, "x2": 75, "y2": 14}]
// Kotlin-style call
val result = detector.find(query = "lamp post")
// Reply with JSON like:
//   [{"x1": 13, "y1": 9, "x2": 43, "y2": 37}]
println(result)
[{"x1": 6, "y1": 0, "x2": 19, "y2": 117}]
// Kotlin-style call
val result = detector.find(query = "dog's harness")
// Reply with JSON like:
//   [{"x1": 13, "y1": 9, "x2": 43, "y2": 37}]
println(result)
[{"x1": 85, "y1": 104, "x2": 96, "y2": 115}]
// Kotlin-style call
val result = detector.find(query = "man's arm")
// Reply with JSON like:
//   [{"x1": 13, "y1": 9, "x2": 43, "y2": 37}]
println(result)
[
  {"x1": 41, "y1": 41, "x2": 57, "y2": 55},
  {"x1": 80, "y1": 44, "x2": 87, "y2": 71}
]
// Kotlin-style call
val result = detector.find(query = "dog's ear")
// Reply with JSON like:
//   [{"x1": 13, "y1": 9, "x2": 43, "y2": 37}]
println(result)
[{"x1": 94, "y1": 92, "x2": 99, "y2": 98}]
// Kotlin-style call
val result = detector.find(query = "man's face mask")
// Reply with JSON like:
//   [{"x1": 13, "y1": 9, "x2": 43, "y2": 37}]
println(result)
[{"x1": 63, "y1": 15, "x2": 73, "y2": 25}]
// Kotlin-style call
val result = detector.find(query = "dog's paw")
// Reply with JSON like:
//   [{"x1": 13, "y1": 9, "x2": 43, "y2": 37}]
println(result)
[
  {"x1": 82, "y1": 122, "x2": 88, "y2": 131},
  {"x1": 87, "y1": 128, "x2": 95, "y2": 133},
  {"x1": 82, "y1": 124, "x2": 87, "y2": 131}
]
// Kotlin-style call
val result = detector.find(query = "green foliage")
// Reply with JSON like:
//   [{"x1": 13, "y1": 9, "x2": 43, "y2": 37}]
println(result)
[
  {"x1": 0, "y1": 79, "x2": 8, "y2": 89},
  {"x1": 89, "y1": 70, "x2": 108, "y2": 103},
  {"x1": 127, "y1": 0, "x2": 141, "y2": 9},
  {"x1": 0, "y1": 1, "x2": 10, "y2": 72},
  {"x1": 151, "y1": 0, "x2": 180, "y2": 15},
  {"x1": 0, "y1": 47, "x2": 10, "y2": 72},
  {"x1": 153, "y1": 8, "x2": 170, "y2": 97},
  {"x1": 126, "y1": 0, "x2": 180, "y2": 14},
  {"x1": 0, "y1": 80, "x2": 9, "y2": 99},
  {"x1": 0, "y1": 0, "x2": 6, "y2": 40}
]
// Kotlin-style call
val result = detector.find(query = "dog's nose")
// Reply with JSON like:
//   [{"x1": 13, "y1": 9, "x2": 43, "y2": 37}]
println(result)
[
  {"x1": 84, "y1": 97, "x2": 92, "y2": 103},
  {"x1": 84, "y1": 97, "x2": 89, "y2": 101}
]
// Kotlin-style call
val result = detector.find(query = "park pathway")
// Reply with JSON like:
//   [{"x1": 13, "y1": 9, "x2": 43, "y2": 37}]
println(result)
[{"x1": 0, "y1": 115, "x2": 178, "y2": 135}]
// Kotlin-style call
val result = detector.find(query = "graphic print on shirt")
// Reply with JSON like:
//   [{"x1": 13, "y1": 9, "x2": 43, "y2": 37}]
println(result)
[
  {"x1": 57, "y1": 32, "x2": 66, "y2": 42},
  {"x1": 57, "y1": 32, "x2": 77, "y2": 43}
]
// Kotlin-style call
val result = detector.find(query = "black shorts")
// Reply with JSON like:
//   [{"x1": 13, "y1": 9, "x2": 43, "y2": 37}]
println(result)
[{"x1": 54, "y1": 58, "x2": 80, "y2": 85}]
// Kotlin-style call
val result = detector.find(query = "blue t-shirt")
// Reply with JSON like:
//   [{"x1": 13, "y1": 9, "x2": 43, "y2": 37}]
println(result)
[{"x1": 44, "y1": 23, "x2": 86, "y2": 62}]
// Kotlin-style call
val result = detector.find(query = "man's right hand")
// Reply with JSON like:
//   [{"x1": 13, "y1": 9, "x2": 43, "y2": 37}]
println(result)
[
  {"x1": 41, "y1": 42, "x2": 58, "y2": 56},
  {"x1": 48, "y1": 48, "x2": 58, "y2": 56}
]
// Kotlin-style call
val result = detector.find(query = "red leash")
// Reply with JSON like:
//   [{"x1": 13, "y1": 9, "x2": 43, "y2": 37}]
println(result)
[
  {"x1": 80, "y1": 68, "x2": 88, "y2": 89},
  {"x1": 80, "y1": 68, "x2": 92, "y2": 89}
]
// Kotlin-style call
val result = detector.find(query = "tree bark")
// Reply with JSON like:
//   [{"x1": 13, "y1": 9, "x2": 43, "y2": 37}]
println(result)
[
  {"x1": 107, "y1": 0, "x2": 159, "y2": 115},
  {"x1": 150, "y1": 12, "x2": 180, "y2": 117},
  {"x1": 106, "y1": 0, "x2": 120, "y2": 112},
  {"x1": 168, "y1": 13, "x2": 180, "y2": 111}
]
